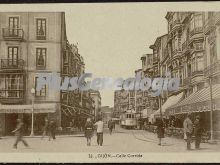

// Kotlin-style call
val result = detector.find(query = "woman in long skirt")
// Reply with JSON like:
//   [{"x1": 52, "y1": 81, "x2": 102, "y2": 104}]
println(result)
[
  {"x1": 157, "y1": 118, "x2": 165, "y2": 145},
  {"x1": 84, "y1": 118, "x2": 94, "y2": 146}
]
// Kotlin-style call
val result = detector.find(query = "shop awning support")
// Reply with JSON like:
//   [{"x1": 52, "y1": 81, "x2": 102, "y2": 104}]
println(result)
[{"x1": 209, "y1": 77, "x2": 217, "y2": 144}]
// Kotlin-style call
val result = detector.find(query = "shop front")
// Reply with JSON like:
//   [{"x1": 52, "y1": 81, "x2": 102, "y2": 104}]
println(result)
[
  {"x1": 166, "y1": 84, "x2": 220, "y2": 139},
  {"x1": 0, "y1": 103, "x2": 57, "y2": 136}
]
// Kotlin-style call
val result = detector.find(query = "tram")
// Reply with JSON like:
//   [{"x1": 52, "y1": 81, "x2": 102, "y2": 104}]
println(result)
[{"x1": 120, "y1": 110, "x2": 137, "y2": 129}]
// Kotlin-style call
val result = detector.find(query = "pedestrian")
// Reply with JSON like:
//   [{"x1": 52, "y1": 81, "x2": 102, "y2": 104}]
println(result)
[
  {"x1": 194, "y1": 115, "x2": 202, "y2": 149},
  {"x1": 12, "y1": 119, "x2": 29, "y2": 149},
  {"x1": 94, "y1": 118, "x2": 104, "y2": 146},
  {"x1": 84, "y1": 118, "x2": 94, "y2": 146},
  {"x1": 156, "y1": 118, "x2": 165, "y2": 146},
  {"x1": 49, "y1": 120, "x2": 56, "y2": 141},
  {"x1": 41, "y1": 119, "x2": 49, "y2": 140},
  {"x1": 183, "y1": 113, "x2": 193, "y2": 150},
  {"x1": 108, "y1": 119, "x2": 114, "y2": 135}
]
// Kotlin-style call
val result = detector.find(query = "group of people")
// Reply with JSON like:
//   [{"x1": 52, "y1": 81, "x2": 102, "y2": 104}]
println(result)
[
  {"x1": 183, "y1": 113, "x2": 202, "y2": 150},
  {"x1": 84, "y1": 118, "x2": 115, "y2": 146},
  {"x1": 41, "y1": 119, "x2": 57, "y2": 141},
  {"x1": 11, "y1": 118, "x2": 57, "y2": 149},
  {"x1": 156, "y1": 113, "x2": 203, "y2": 150},
  {"x1": 84, "y1": 118, "x2": 104, "y2": 146}
]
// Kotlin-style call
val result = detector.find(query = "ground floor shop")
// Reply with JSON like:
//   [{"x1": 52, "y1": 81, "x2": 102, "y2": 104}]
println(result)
[
  {"x1": 0, "y1": 103, "x2": 59, "y2": 136},
  {"x1": 165, "y1": 84, "x2": 220, "y2": 139}
]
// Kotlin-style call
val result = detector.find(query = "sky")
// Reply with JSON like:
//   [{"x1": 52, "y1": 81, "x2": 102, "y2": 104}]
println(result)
[{"x1": 65, "y1": 4, "x2": 167, "y2": 107}]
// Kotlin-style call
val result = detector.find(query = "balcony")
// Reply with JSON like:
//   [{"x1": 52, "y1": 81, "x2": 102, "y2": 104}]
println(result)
[
  {"x1": 190, "y1": 27, "x2": 203, "y2": 37},
  {"x1": 0, "y1": 90, "x2": 24, "y2": 104},
  {"x1": 191, "y1": 70, "x2": 204, "y2": 77},
  {"x1": 0, "y1": 59, "x2": 25, "y2": 72},
  {"x1": 214, "y1": 12, "x2": 220, "y2": 25},
  {"x1": 204, "y1": 60, "x2": 220, "y2": 77},
  {"x1": 204, "y1": 17, "x2": 215, "y2": 35},
  {"x1": 169, "y1": 20, "x2": 182, "y2": 33},
  {"x1": 2, "y1": 28, "x2": 24, "y2": 41},
  {"x1": 172, "y1": 49, "x2": 182, "y2": 59},
  {"x1": 183, "y1": 77, "x2": 191, "y2": 86}
]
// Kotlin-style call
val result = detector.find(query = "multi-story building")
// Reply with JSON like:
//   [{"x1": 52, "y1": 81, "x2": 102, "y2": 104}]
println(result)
[
  {"x1": 89, "y1": 90, "x2": 101, "y2": 121},
  {"x1": 60, "y1": 42, "x2": 94, "y2": 128},
  {"x1": 163, "y1": 12, "x2": 220, "y2": 138},
  {"x1": 0, "y1": 12, "x2": 94, "y2": 136},
  {"x1": 113, "y1": 90, "x2": 129, "y2": 118},
  {"x1": 101, "y1": 106, "x2": 113, "y2": 124}
]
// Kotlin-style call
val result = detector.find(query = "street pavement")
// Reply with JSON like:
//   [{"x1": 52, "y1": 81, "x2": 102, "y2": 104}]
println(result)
[{"x1": 0, "y1": 125, "x2": 219, "y2": 152}]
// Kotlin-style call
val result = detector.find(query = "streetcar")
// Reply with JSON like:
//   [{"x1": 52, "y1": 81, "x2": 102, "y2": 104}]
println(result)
[{"x1": 120, "y1": 111, "x2": 137, "y2": 129}]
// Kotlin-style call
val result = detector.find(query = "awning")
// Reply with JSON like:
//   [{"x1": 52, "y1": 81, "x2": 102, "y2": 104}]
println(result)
[
  {"x1": 166, "y1": 84, "x2": 220, "y2": 116},
  {"x1": 153, "y1": 92, "x2": 184, "y2": 118},
  {"x1": 0, "y1": 103, "x2": 56, "y2": 113}
]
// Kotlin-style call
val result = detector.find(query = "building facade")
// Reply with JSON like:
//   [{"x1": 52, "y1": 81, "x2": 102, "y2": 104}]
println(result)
[{"x1": 0, "y1": 12, "x2": 95, "y2": 136}]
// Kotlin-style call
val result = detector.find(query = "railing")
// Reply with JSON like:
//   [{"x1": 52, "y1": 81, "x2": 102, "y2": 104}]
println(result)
[
  {"x1": 182, "y1": 40, "x2": 188, "y2": 51},
  {"x1": 204, "y1": 60, "x2": 220, "y2": 77},
  {"x1": 2, "y1": 28, "x2": 24, "y2": 40},
  {"x1": 0, "y1": 90, "x2": 24, "y2": 99},
  {"x1": 144, "y1": 125, "x2": 211, "y2": 142},
  {"x1": 189, "y1": 27, "x2": 203, "y2": 37},
  {"x1": 191, "y1": 70, "x2": 204, "y2": 77},
  {"x1": 0, "y1": 59, "x2": 25, "y2": 70},
  {"x1": 183, "y1": 77, "x2": 191, "y2": 86}
]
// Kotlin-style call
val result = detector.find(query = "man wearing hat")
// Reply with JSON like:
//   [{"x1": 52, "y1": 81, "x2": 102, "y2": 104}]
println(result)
[
  {"x1": 183, "y1": 113, "x2": 193, "y2": 150},
  {"x1": 194, "y1": 115, "x2": 202, "y2": 149}
]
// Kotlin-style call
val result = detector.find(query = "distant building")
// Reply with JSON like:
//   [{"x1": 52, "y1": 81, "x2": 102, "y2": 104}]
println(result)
[
  {"x1": 100, "y1": 106, "x2": 113, "y2": 124},
  {"x1": 89, "y1": 90, "x2": 101, "y2": 121}
]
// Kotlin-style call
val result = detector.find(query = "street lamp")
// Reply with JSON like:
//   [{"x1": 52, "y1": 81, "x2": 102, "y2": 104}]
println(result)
[
  {"x1": 208, "y1": 76, "x2": 217, "y2": 144},
  {"x1": 30, "y1": 88, "x2": 35, "y2": 137}
]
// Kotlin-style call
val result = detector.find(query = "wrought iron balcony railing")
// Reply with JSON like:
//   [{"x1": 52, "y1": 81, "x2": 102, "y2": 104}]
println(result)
[
  {"x1": 2, "y1": 28, "x2": 24, "y2": 41},
  {"x1": 0, "y1": 59, "x2": 25, "y2": 70}
]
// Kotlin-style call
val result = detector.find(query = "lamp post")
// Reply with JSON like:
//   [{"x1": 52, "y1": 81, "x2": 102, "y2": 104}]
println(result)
[
  {"x1": 208, "y1": 76, "x2": 217, "y2": 144},
  {"x1": 30, "y1": 88, "x2": 35, "y2": 137}
]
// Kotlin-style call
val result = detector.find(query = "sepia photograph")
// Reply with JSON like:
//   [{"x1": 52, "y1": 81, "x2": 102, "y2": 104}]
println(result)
[{"x1": 0, "y1": 2, "x2": 219, "y2": 163}]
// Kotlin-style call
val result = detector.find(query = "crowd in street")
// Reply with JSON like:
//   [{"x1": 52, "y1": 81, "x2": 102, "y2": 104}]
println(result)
[
  {"x1": 3, "y1": 117, "x2": 116, "y2": 149},
  {"x1": 155, "y1": 113, "x2": 204, "y2": 150},
  {"x1": 0, "y1": 113, "x2": 206, "y2": 150}
]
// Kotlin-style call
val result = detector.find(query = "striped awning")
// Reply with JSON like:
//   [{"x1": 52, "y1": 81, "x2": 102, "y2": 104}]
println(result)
[
  {"x1": 0, "y1": 103, "x2": 56, "y2": 113},
  {"x1": 166, "y1": 84, "x2": 220, "y2": 116}
]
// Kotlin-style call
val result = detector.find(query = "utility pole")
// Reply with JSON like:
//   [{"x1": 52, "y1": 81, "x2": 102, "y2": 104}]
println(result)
[{"x1": 209, "y1": 76, "x2": 217, "y2": 144}]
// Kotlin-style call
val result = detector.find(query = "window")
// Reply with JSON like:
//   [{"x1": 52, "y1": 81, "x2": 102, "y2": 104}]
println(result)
[
  {"x1": 36, "y1": 18, "x2": 46, "y2": 40},
  {"x1": 210, "y1": 44, "x2": 217, "y2": 64},
  {"x1": 9, "y1": 17, "x2": 19, "y2": 36},
  {"x1": 35, "y1": 77, "x2": 46, "y2": 97},
  {"x1": 197, "y1": 56, "x2": 204, "y2": 71},
  {"x1": 63, "y1": 51, "x2": 69, "y2": 63},
  {"x1": 63, "y1": 66, "x2": 69, "y2": 74},
  {"x1": 190, "y1": 14, "x2": 203, "y2": 32},
  {"x1": 8, "y1": 46, "x2": 18, "y2": 66},
  {"x1": 36, "y1": 48, "x2": 46, "y2": 69},
  {"x1": 194, "y1": 14, "x2": 203, "y2": 28},
  {"x1": 194, "y1": 42, "x2": 203, "y2": 50}
]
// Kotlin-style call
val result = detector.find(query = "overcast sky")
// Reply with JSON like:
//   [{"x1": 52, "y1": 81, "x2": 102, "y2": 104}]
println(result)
[
  {"x1": 65, "y1": 4, "x2": 167, "y2": 107},
  {"x1": 0, "y1": 2, "x2": 218, "y2": 107}
]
